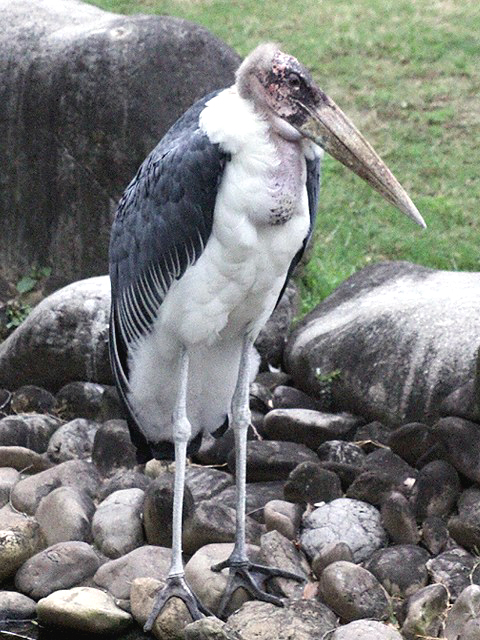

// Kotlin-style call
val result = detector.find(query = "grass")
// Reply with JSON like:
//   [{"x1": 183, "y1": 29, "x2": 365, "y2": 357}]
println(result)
[{"x1": 87, "y1": 0, "x2": 480, "y2": 312}]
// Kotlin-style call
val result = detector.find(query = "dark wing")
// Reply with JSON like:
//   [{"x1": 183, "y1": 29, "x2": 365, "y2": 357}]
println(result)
[
  {"x1": 275, "y1": 154, "x2": 322, "y2": 307},
  {"x1": 108, "y1": 90, "x2": 228, "y2": 460}
]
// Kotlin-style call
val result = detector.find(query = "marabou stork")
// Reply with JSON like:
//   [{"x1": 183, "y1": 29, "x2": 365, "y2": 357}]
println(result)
[{"x1": 109, "y1": 43, "x2": 425, "y2": 628}]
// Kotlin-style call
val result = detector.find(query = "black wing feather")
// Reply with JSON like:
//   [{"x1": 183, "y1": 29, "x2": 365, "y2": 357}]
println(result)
[{"x1": 109, "y1": 90, "x2": 228, "y2": 460}]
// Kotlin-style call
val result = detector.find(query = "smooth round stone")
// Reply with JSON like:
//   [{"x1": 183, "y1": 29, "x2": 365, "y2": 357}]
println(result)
[
  {"x1": 354, "y1": 421, "x2": 392, "y2": 451},
  {"x1": 182, "y1": 499, "x2": 262, "y2": 556},
  {"x1": 98, "y1": 468, "x2": 151, "y2": 501},
  {"x1": 317, "y1": 440, "x2": 366, "y2": 466},
  {"x1": 364, "y1": 545, "x2": 430, "y2": 597},
  {"x1": 0, "y1": 467, "x2": 20, "y2": 508},
  {"x1": 91, "y1": 419, "x2": 137, "y2": 474},
  {"x1": 388, "y1": 422, "x2": 435, "y2": 466},
  {"x1": 0, "y1": 413, "x2": 60, "y2": 453},
  {"x1": 284, "y1": 462, "x2": 342, "y2": 504},
  {"x1": 93, "y1": 545, "x2": 171, "y2": 603},
  {"x1": 227, "y1": 440, "x2": 319, "y2": 482},
  {"x1": 185, "y1": 543, "x2": 261, "y2": 617},
  {"x1": 37, "y1": 586, "x2": 132, "y2": 634},
  {"x1": 130, "y1": 577, "x2": 191, "y2": 639},
  {"x1": 412, "y1": 459, "x2": 460, "y2": 520},
  {"x1": 362, "y1": 448, "x2": 416, "y2": 480},
  {"x1": 422, "y1": 515, "x2": 450, "y2": 555},
  {"x1": 430, "y1": 417, "x2": 480, "y2": 483},
  {"x1": 0, "y1": 508, "x2": 45, "y2": 582},
  {"x1": 401, "y1": 583, "x2": 449, "y2": 640},
  {"x1": 92, "y1": 488, "x2": 144, "y2": 558},
  {"x1": 185, "y1": 466, "x2": 233, "y2": 503},
  {"x1": 10, "y1": 459, "x2": 100, "y2": 515},
  {"x1": 345, "y1": 470, "x2": 398, "y2": 506},
  {"x1": 184, "y1": 617, "x2": 241, "y2": 640},
  {"x1": 15, "y1": 541, "x2": 102, "y2": 599},
  {"x1": 259, "y1": 530, "x2": 310, "y2": 599},
  {"x1": 35, "y1": 486, "x2": 94, "y2": 545},
  {"x1": 330, "y1": 620, "x2": 404, "y2": 639},
  {"x1": 0, "y1": 446, "x2": 52, "y2": 472},
  {"x1": 271, "y1": 385, "x2": 326, "y2": 411},
  {"x1": 47, "y1": 418, "x2": 100, "y2": 463},
  {"x1": 444, "y1": 585, "x2": 480, "y2": 640},
  {"x1": 426, "y1": 548, "x2": 477, "y2": 600},
  {"x1": 10, "y1": 385, "x2": 57, "y2": 414},
  {"x1": 319, "y1": 561, "x2": 390, "y2": 622},
  {"x1": 301, "y1": 498, "x2": 387, "y2": 563},
  {"x1": 56, "y1": 381, "x2": 108, "y2": 421},
  {"x1": 214, "y1": 481, "x2": 284, "y2": 523},
  {"x1": 228, "y1": 599, "x2": 338, "y2": 639},
  {"x1": 448, "y1": 486, "x2": 480, "y2": 550},
  {"x1": 0, "y1": 591, "x2": 36, "y2": 621},
  {"x1": 461, "y1": 619, "x2": 480, "y2": 640},
  {"x1": 143, "y1": 474, "x2": 194, "y2": 548},
  {"x1": 263, "y1": 408, "x2": 362, "y2": 450},
  {"x1": 311, "y1": 542, "x2": 354, "y2": 579}
]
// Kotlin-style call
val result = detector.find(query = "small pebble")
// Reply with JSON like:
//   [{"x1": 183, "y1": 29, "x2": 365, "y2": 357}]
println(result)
[
  {"x1": 264, "y1": 499, "x2": 303, "y2": 540},
  {"x1": 311, "y1": 542, "x2": 354, "y2": 579},
  {"x1": 381, "y1": 491, "x2": 420, "y2": 544}
]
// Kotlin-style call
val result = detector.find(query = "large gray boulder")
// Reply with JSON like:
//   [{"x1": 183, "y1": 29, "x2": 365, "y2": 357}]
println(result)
[
  {"x1": 1, "y1": 0, "x2": 240, "y2": 290},
  {"x1": 0, "y1": 277, "x2": 110, "y2": 391},
  {"x1": 0, "y1": 275, "x2": 292, "y2": 391},
  {"x1": 285, "y1": 262, "x2": 480, "y2": 427}
]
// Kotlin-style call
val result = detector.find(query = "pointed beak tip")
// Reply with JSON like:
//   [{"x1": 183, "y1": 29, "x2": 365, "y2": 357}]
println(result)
[{"x1": 404, "y1": 204, "x2": 426, "y2": 229}]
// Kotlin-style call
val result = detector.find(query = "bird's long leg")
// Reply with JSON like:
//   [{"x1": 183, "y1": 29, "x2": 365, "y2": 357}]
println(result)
[
  {"x1": 211, "y1": 334, "x2": 304, "y2": 618},
  {"x1": 144, "y1": 348, "x2": 209, "y2": 632}
]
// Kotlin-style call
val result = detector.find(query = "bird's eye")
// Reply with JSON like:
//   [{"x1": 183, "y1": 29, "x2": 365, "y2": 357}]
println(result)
[{"x1": 287, "y1": 73, "x2": 301, "y2": 90}]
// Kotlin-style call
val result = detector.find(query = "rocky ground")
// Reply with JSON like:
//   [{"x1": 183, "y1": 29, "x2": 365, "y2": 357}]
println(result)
[{"x1": 1, "y1": 373, "x2": 480, "y2": 640}]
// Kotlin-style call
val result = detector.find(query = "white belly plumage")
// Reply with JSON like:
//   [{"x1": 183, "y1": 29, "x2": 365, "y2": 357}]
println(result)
[{"x1": 127, "y1": 88, "x2": 315, "y2": 444}]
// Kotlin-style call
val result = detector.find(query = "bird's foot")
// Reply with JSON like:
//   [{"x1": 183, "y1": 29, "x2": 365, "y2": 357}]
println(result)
[
  {"x1": 211, "y1": 557, "x2": 305, "y2": 619},
  {"x1": 143, "y1": 574, "x2": 210, "y2": 632}
]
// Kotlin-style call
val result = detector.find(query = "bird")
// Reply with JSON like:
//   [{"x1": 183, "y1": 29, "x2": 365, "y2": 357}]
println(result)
[{"x1": 108, "y1": 42, "x2": 425, "y2": 629}]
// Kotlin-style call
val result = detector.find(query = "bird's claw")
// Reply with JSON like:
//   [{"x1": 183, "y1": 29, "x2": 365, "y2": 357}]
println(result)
[
  {"x1": 143, "y1": 574, "x2": 211, "y2": 632},
  {"x1": 211, "y1": 558, "x2": 305, "y2": 619}
]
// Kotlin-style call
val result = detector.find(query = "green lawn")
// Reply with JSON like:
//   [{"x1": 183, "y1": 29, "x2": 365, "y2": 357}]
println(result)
[{"x1": 88, "y1": 0, "x2": 480, "y2": 311}]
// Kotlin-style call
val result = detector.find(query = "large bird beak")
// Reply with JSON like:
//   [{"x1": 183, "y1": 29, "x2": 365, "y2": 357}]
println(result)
[{"x1": 295, "y1": 93, "x2": 426, "y2": 228}]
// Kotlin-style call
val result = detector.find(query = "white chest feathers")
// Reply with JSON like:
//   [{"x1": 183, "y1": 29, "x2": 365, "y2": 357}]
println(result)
[{"x1": 153, "y1": 88, "x2": 316, "y2": 346}]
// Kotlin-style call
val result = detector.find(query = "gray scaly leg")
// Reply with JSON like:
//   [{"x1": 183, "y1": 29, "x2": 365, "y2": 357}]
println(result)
[
  {"x1": 211, "y1": 335, "x2": 304, "y2": 618},
  {"x1": 144, "y1": 348, "x2": 209, "y2": 632}
]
